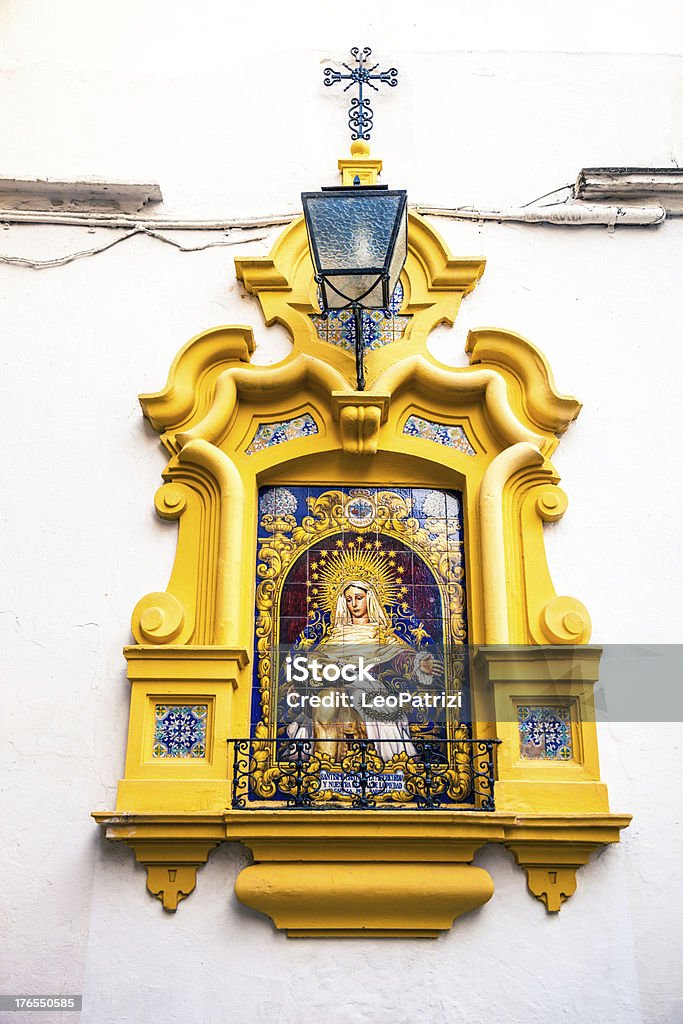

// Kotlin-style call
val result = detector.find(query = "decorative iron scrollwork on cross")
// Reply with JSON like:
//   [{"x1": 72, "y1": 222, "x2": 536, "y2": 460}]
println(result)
[{"x1": 323, "y1": 46, "x2": 398, "y2": 142}]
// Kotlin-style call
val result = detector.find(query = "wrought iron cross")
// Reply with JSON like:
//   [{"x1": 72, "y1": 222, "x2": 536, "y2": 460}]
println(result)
[{"x1": 323, "y1": 46, "x2": 398, "y2": 142}]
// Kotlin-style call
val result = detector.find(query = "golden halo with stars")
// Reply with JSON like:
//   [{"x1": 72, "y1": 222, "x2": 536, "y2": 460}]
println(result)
[{"x1": 307, "y1": 539, "x2": 407, "y2": 613}]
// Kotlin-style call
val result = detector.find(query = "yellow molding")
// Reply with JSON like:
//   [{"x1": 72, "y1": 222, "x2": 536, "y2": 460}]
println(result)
[
  {"x1": 139, "y1": 325, "x2": 255, "y2": 439},
  {"x1": 177, "y1": 442, "x2": 247, "y2": 646},
  {"x1": 406, "y1": 213, "x2": 485, "y2": 293},
  {"x1": 174, "y1": 356, "x2": 348, "y2": 448},
  {"x1": 92, "y1": 812, "x2": 225, "y2": 911},
  {"x1": 374, "y1": 357, "x2": 547, "y2": 452},
  {"x1": 479, "y1": 444, "x2": 546, "y2": 644},
  {"x1": 92, "y1": 809, "x2": 630, "y2": 924},
  {"x1": 338, "y1": 155, "x2": 383, "y2": 186},
  {"x1": 93, "y1": 160, "x2": 629, "y2": 932},
  {"x1": 466, "y1": 327, "x2": 582, "y2": 437},
  {"x1": 123, "y1": 644, "x2": 249, "y2": 672},
  {"x1": 233, "y1": 212, "x2": 486, "y2": 390}
]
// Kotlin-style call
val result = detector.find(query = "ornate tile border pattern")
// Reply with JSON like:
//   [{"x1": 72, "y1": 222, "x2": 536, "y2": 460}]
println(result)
[
  {"x1": 153, "y1": 704, "x2": 208, "y2": 758},
  {"x1": 310, "y1": 281, "x2": 411, "y2": 351},
  {"x1": 245, "y1": 413, "x2": 318, "y2": 455},
  {"x1": 518, "y1": 705, "x2": 572, "y2": 760},
  {"x1": 403, "y1": 415, "x2": 476, "y2": 456}
]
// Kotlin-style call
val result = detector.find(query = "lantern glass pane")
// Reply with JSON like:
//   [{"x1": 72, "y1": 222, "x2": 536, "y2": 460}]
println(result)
[
  {"x1": 386, "y1": 206, "x2": 408, "y2": 299},
  {"x1": 305, "y1": 192, "x2": 403, "y2": 273},
  {"x1": 321, "y1": 274, "x2": 386, "y2": 310}
]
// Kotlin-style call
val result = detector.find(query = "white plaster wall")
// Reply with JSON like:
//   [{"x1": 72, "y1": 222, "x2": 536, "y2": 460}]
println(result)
[{"x1": 1, "y1": 3, "x2": 682, "y2": 1023}]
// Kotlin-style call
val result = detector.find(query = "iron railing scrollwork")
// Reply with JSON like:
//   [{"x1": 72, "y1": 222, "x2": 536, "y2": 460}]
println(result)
[{"x1": 229, "y1": 736, "x2": 500, "y2": 811}]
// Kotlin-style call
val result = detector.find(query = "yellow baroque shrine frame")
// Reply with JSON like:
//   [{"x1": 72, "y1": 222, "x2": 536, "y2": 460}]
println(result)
[{"x1": 94, "y1": 151, "x2": 630, "y2": 936}]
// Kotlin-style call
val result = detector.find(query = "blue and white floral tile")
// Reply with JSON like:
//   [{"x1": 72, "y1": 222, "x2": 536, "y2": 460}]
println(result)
[
  {"x1": 403, "y1": 415, "x2": 476, "y2": 456},
  {"x1": 153, "y1": 704, "x2": 208, "y2": 758},
  {"x1": 310, "y1": 281, "x2": 410, "y2": 351},
  {"x1": 518, "y1": 705, "x2": 572, "y2": 760},
  {"x1": 258, "y1": 486, "x2": 301, "y2": 519},
  {"x1": 245, "y1": 414, "x2": 318, "y2": 455}
]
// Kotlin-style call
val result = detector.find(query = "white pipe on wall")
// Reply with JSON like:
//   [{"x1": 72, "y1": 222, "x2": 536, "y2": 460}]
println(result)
[
  {"x1": 0, "y1": 202, "x2": 667, "y2": 231},
  {"x1": 414, "y1": 202, "x2": 667, "y2": 226}
]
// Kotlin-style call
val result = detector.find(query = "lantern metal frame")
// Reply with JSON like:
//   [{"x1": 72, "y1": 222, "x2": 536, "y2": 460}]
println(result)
[{"x1": 302, "y1": 184, "x2": 408, "y2": 391}]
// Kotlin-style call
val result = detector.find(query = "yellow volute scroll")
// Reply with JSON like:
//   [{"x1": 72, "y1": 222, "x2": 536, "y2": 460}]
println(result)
[{"x1": 93, "y1": 145, "x2": 630, "y2": 935}]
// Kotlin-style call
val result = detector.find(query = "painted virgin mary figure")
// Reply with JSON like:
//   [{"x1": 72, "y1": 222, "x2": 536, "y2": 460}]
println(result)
[{"x1": 282, "y1": 546, "x2": 438, "y2": 762}]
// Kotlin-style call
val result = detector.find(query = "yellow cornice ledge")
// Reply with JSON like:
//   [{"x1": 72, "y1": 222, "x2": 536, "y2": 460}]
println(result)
[
  {"x1": 226, "y1": 810, "x2": 631, "y2": 932},
  {"x1": 93, "y1": 808, "x2": 631, "y2": 927}
]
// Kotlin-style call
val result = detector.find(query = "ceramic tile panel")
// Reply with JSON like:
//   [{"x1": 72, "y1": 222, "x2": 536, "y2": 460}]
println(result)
[
  {"x1": 518, "y1": 705, "x2": 573, "y2": 760},
  {"x1": 153, "y1": 704, "x2": 208, "y2": 758},
  {"x1": 245, "y1": 414, "x2": 318, "y2": 455},
  {"x1": 310, "y1": 281, "x2": 410, "y2": 350},
  {"x1": 403, "y1": 415, "x2": 476, "y2": 456}
]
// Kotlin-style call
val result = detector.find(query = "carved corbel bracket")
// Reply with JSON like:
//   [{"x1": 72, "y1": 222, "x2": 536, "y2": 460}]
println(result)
[
  {"x1": 91, "y1": 813, "x2": 225, "y2": 911},
  {"x1": 504, "y1": 817, "x2": 630, "y2": 911},
  {"x1": 505, "y1": 842, "x2": 594, "y2": 911},
  {"x1": 331, "y1": 391, "x2": 391, "y2": 455},
  {"x1": 140, "y1": 842, "x2": 220, "y2": 911}
]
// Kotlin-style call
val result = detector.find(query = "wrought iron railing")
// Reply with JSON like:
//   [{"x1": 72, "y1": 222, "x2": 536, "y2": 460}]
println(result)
[{"x1": 228, "y1": 736, "x2": 500, "y2": 811}]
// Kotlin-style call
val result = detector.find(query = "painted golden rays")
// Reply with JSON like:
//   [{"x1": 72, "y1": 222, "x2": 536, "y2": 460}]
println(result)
[{"x1": 309, "y1": 543, "x2": 403, "y2": 615}]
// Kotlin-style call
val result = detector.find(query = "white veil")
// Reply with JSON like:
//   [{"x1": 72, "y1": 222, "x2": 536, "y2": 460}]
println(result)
[{"x1": 332, "y1": 581, "x2": 390, "y2": 629}]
